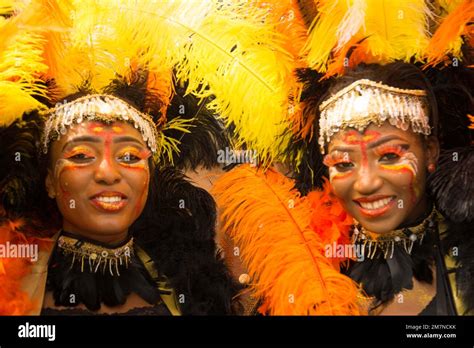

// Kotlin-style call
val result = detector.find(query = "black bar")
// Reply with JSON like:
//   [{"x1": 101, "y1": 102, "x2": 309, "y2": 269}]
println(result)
[{"x1": 0, "y1": 316, "x2": 472, "y2": 346}]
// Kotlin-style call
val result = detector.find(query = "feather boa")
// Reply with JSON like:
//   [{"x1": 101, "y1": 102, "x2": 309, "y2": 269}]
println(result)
[{"x1": 212, "y1": 165, "x2": 364, "y2": 315}]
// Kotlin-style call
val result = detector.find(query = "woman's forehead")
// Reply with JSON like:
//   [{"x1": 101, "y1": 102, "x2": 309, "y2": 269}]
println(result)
[
  {"x1": 328, "y1": 122, "x2": 417, "y2": 146},
  {"x1": 57, "y1": 121, "x2": 145, "y2": 143}
]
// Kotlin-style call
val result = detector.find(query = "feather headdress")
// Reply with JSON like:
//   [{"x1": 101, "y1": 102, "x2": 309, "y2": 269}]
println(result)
[
  {"x1": 212, "y1": 165, "x2": 365, "y2": 315},
  {"x1": 0, "y1": 1, "x2": 49, "y2": 126},
  {"x1": 0, "y1": 0, "x2": 302, "y2": 165},
  {"x1": 284, "y1": 0, "x2": 473, "y2": 186},
  {"x1": 302, "y1": 0, "x2": 473, "y2": 77}
]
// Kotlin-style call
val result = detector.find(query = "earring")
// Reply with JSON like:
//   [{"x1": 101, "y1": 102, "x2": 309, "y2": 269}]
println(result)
[{"x1": 428, "y1": 163, "x2": 436, "y2": 173}]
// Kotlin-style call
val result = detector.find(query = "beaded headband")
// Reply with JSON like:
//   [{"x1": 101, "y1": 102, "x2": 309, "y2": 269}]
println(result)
[
  {"x1": 40, "y1": 94, "x2": 159, "y2": 154},
  {"x1": 318, "y1": 79, "x2": 431, "y2": 153}
]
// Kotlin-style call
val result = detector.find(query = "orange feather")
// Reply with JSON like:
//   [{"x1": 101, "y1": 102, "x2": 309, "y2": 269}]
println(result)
[
  {"x1": 212, "y1": 165, "x2": 365, "y2": 315},
  {"x1": 425, "y1": 0, "x2": 474, "y2": 67},
  {"x1": 468, "y1": 114, "x2": 474, "y2": 129},
  {"x1": 0, "y1": 217, "x2": 55, "y2": 315},
  {"x1": 15, "y1": 0, "x2": 73, "y2": 80},
  {"x1": 253, "y1": 0, "x2": 308, "y2": 141}
]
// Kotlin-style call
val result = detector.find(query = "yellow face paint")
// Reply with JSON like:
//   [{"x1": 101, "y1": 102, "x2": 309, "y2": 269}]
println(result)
[
  {"x1": 379, "y1": 151, "x2": 419, "y2": 203},
  {"x1": 116, "y1": 146, "x2": 151, "y2": 169},
  {"x1": 63, "y1": 146, "x2": 95, "y2": 161},
  {"x1": 379, "y1": 152, "x2": 418, "y2": 177}
]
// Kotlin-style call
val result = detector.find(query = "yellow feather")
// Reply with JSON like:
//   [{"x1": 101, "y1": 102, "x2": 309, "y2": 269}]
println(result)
[
  {"x1": 304, "y1": 0, "x2": 433, "y2": 71},
  {"x1": 0, "y1": 83, "x2": 44, "y2": 126},
  {"x1": 213, "y1": 165, "x2": 365, "y2": 315},
  {"x1": 363, "y1": 0, "x2": 431, "y2": 62},
  {"x1": 16, "y1": 0, "x2": 73, "y2": 81},
  {"x1": 0, "y1": 0, "x2": 13, "y2": 14},
  {"x1": 336, "y1": 0, "x2": 367, "y2": 51},
  {"x1": 0, "y1": 20, "x2": 48, "y2": 125},
  {"x1": 303, "y1": 0, "x2": 351, "y2": 71},
  {"x1": 156, "y1": 116, "x2": 193, "y2": 165},
  {"x1": 2, "y1": 1, "x2": 298, "y2": 164},
  {"x1": 171, "y1": 2, "x2": 297, "y2": 164}
]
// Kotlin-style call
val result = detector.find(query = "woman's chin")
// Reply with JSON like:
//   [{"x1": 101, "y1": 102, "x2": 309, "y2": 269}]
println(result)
[{"x1": 354, "y1": 215, "x2": 405, "y2": 234}]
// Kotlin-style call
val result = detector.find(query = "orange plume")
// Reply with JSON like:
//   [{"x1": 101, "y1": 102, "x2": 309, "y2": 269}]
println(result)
[
  {"x1": 212, "y1": 165, "x2": 365, "y2": 315},
  {"x1": 253, "y1": 0, "x2": 307, "y2": 139},
  {"x1": 468, "y1": 114, "x2": 474, "y2": 129},
  {"x1": 307, "y1": 179, "x2": 354, "y2": 266},
  {"x1": 425, "y1": 0, "x2": 474, "y2": 67},
  {"x1": 0, "y1": 217, "x2": 54, "y2": 315}
]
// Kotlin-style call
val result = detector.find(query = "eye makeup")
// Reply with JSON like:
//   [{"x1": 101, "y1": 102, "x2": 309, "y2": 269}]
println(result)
[
  {"x1": 378, "y1": 149, "x2": 419, "y2": 203},
  {"x1": 378, "y1": 150, "x2": 418, "y2": 176},
  {"x1": 323, "y1": 151, "x2": 352, "y2": 167},
  {"x1": 63, "y1": 146, "x2": 96, "y2": 161},
  {"x1": 116, "y1": 146, "x2": 151, "y2": 169},
  {"x1": 324, "y1": 151, "x2": 354, "y2": 180},
  {"x1": 374, "y1": 143, "x2": 408, "y2": 159}
]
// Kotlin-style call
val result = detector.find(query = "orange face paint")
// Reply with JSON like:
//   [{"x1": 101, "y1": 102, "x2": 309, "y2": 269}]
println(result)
[
  {"x1": 112, "y1": 126, "x2": 124, "y2": 133},
  {"x1": 323, "y1": 151, "x2": 354, "y2": 181},
  {"x1": 116, "y1": 147, "x2": 151, "y2": 170},
  {"x1": 342, "y1": 130, "x2": 381, "y2": 168},
  {"x1": 63, "y1": 145, "x2": 95, "y2": 161},
  {"x1": 378, "y1": 149, "x2": 419, "y2": 203}
]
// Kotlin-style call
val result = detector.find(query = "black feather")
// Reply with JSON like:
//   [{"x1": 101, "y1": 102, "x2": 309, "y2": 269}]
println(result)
[
  {"x1": 428, "y1": 146, "x2": 474, "y2": 223},
  {"x1": 441, "y1": 221, "x2": 474, "y2": 315},
  {"x1": 164, "y1": 81, "x2": 230, "y2": 170},
  {"x1": 285, "y1": 68, "x2": 333, "y2": 194},
  {"x1": 132, "y1": 167, "x2": 241, "y2": 315},
  {"x1": 47, "y1": 241, "x2": 161, "y2": 312}
]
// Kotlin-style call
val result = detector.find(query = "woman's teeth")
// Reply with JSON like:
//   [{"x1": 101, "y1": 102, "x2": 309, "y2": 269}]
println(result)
[
  {"x1": 359, "y1": 197, "x2": 393, "y2": 210},
  {"x1": 95, "y1": 196, "x2": 123, "y2": 203}
]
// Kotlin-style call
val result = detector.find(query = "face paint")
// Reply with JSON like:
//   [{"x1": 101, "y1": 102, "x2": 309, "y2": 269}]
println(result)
[
  {"x1": 342, "y1": 130, "x2": 381, "y2": 168},
  {"x1": 326, "y1": 123, "x2": 431, "y2": 234},
  {"x1": 52, "y1": 158, "x2": 78, "y2": 210},
  {"x1": 323, "y1": 151, "x2": 354, "y2": 181},
  {"x1": 378, "y1": 150, "x2": 418, "y2": 177},
  {"x1": 47, "y1": 121, "x2": 151, "y2": 244},
  {"x1": 116, "y1": 147, "x2": 151, "y2": 170},
  {"x1": 376, "y1": 144, "x2": 420, "y2": 203},
  {"x1": 112, "y1": 126, "x2": 124, "y2": 134}
]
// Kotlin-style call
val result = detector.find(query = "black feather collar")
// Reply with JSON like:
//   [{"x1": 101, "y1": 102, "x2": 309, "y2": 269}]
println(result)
[
  {"x1": 46, "y1": 231, "x2": 162, "y2": 312},
  {"x1": 343, "y1": 208, "x2": 439, "y2": 308}
]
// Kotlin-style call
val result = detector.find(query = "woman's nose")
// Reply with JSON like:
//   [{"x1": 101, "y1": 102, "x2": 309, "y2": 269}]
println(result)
[
  {"x1": 353, "y1": 164, "x2": 383, "y2": 196},
  {"x1": 94, "y1": 156, "x2": 121, "y2": 184}
]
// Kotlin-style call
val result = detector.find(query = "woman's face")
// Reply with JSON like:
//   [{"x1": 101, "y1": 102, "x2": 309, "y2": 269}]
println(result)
[
  {"x1": 324, "y1": 122, "x2": 438, "y2": 234},
  {"x1": 45, "y1": 121, "x2": 152, "y2": 243}
]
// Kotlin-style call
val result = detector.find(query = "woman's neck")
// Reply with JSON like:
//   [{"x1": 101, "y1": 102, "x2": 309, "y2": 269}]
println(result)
[
  {"x1": 400, "y1": 196, "x2": 432, "y2": 229},
  {"x1": 61, "y1": 223, "x2": 129, "y2": 246}
]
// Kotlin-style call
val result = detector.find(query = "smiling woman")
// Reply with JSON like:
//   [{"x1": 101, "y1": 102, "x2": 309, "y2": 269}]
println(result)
[
  {"x1": 296, "y1": 62, "x2": 474, "y2": 315},
  {"x1": 0, "y1": 88, "x2": 239, "y2": 316},
  {"x1": 46, "y1": 120, "x2": 152, "y2": 244}
]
